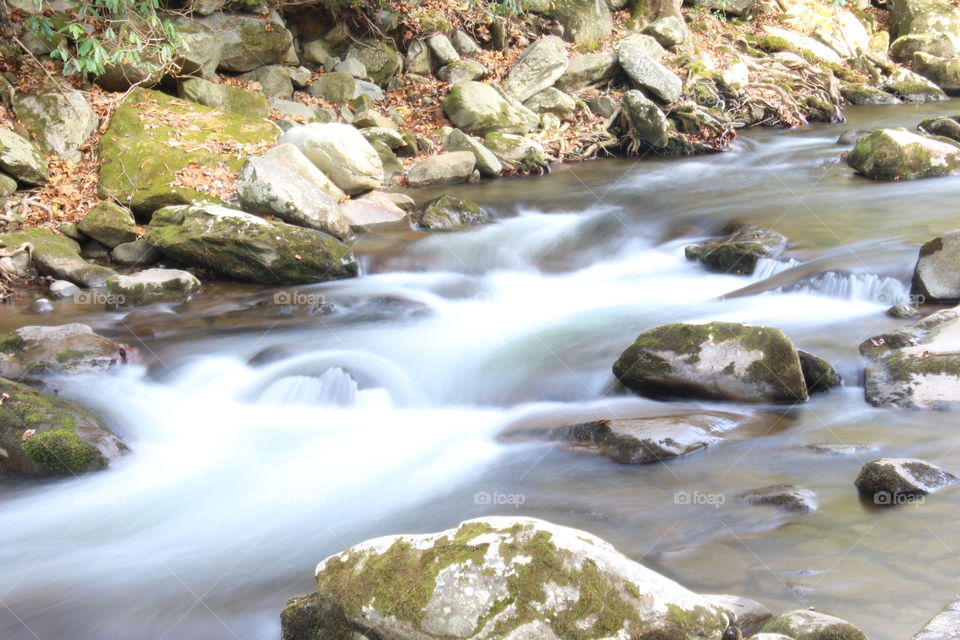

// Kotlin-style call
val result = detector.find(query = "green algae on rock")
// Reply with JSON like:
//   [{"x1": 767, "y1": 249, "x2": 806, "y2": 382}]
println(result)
[
  {"x1": 847, "y1": 128, "x2": 960, "y2": 180},
  {"x1": 0, "y1": 227, "x2": 116, "y2": 288},
  {"x1": 0, "y1": 323, "x2": 126, "y2": 379}
]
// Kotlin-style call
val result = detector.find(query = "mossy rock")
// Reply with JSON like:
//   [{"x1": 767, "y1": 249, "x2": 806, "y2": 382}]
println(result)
[
  {"x1": 0, "y1": 376, "x2": 126, "y2": 476},
  {"x1": 98, "y1": 88, "x2": 279, "y2": 216},
  {"x1": 0, "y1": 227, "x2": 115, "y2": 287},
  {"x1": 685, "y1": 225, "x2": 786, "y2": 275},
  {"x1": 759, "y1": 609, "x2": 866, "y2": 639},
  {"x1": 344, "y1": 40, "x2": 401, "y2": 87},
  {"x1": 442, "y1": 81, "x2": 533, "y2": 136},
  {"x1": 847, "y1": 128, "x2": 960, "y2": 180},
  {"x1": 0, "y1": 323, "x2": 125, "y2": 378},
  {"x1": 77, "y1": 201, "x2": 138, "y2": 248},
  {"x1": 417, "y1": 194, "x2": 488, "y2": 231},
  {"x1": 178, "y1": 78, "x2": 269, "y2": 118}
]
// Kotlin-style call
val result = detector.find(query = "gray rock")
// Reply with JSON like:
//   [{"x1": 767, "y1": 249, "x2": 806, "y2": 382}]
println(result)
[
  {"x1": 524, "y1": 87, "x2": 577, "y2": 118},
  {"x1": 418, "y1": 194, "x2": 488, "y2": 231},
  {"x1": 187, "y1": 0, "x2": 224, "y2": 15},
  {"x1": 451, "y1": 30, "x2": 481, "y2": 57},
  {"x1": 111, "y1": 240, "x2": 161, "y2": 266},
  {"x1": 911, "y1": 229, "x2": 960, "y2": 303},
  {"x1": 270, "y1": 99, "x2": 336, "y2": 124},
  {"x1": 178, "y1": 78, "x2": 269, "y2": 117},
  {"x1": 503, "y1": 36, "x2": 569, "y2": 102},
  {"x1": 239, "y1": 65, "x2": 294, "y2": 100},
  {"x1": 77, "y1": 202, "x2": 138, "y2": 249},
  {"x1": 105, "y1": 268, "x2": 201, "y2": 307},
  {"x1": 13, "y1": 88, "x2": 98, "y2": 163},
  {"x1": 589, "y1": 94, "x2": 618, "y2": 118},
  {"x1": 195, "y1": 13, "x2": 296, "y2": 73},
  {"x1": 913, "y1": 596, "x2": 960, "y2": 640},
  {"x1": 0, "y1": 172, "x2": 16, "y2": 197},
  {"x1": 847, "y1": 128, "x2": 960, "y2": 180},
  {"x1": 81, "y1": 239, "x2": 110, "y2": 260},
  {"x1": 551, "y1": 0, "x2": 612, "y2": 52},
  {"x1": 175, "y1": 25, "x2": 223, "y2": 79},
  {"x1": 334, "y1": 57, "x2": 367, "y2": 79},
  {"x1": 887, "y1": 302, "x2": 922, "y2": 318},
  {"x1": 883, "y1": 67, "x2": 948, "y2": 102},
  {"x1": 760, "y1": 610, "x2": 866, "y2": 640},
  {"x1": 615, "y1": 33, "x2": 666, "y2": 63},
  {"x1": 356, "y1": 190, "x2": 416, "y2": 211},
  {"x1": 740, "y1": 484, "x2": 818, "y2": 513},
  {"x1": 427, "y1": 34, "x2": 460, "y2": 66},
  {"x1": 0, "y1": 323, "x2": 125, "y2": 377},
  {"x1": 301, "y1": 38, "x2": 337, "y2": 69},
  {"x1": 891, "y1": 33, "x2": 958, "y2": 62},
  {"x1": 445, "y1": 128, "x2": 502, "y2": 177},
  {"x1": 355, "y1": 80, "x2": 385, "y2": 101},
  {"x1": 29, "y1": 298, "x2": 53, "y2": 314},
  {"x1": 407, "y1": 151, "x2": 476, "y2": 187},
  {"x1": 95, "y1": 60, "x2": 162, "y2": 92},
  {"x1": 442, "y1": 81, "x2": 533, "y2": 135},
  {"x1": 855, "y1": 458, "x2": 958, "y2": 502},
  {"x1": 703, "y1": 594, "x2": 771, "y2": 637},
  {"x1": 761, "y1": 26, "x2": 844, "y2": 66},
  {"x1": 405, "y1": 40, "x2": 433, "y2": 75},
  {"x1": 622, "y1": 90, "x2": 670, "y2": 148},
  {"x1": 278, "y1": 123, "x2": 384, "y2": 194},
  {"x1": 48, "y1": 280, "x2": 80, "y2": 300},
  {"x1": 618, "y1": 48, "x2": 682, "y2": 103},
  {"x1": 359, "y1": 127, "x2": 405, "y2": 149},
  {"x1": 555, "y1": 52, "x2": 620, "y2": 91},
  {"x1": 840, "y1": 83, "x2": 901, "y2": 105},
  {"x1": 836, "y1": 128, "x2": 871, "y2": 145},
  {"x1": 483, "y1": 132, "x2": 545, "y2": 169},
  {"x1": 0, "y1": 228, "x2": 114, "y2": 287},
  {"x1": 340, "y1": 197, "x2": 411, "y2": 233},
  {"x1": 807, "y1": 442, "x2": 878, "y2": 456},
  {"x1": 436, "y1": 60, "x2": 488, "y2": 83},
  {"x1": 913, "y1": 52, "x2": 960, "y2": 93},
  {"x1": 0, "y1": 128, "x2": 49, "y2": 186},
  {"x1": 344, "y1": 40, "x2": 401, "y2": 86},
  {"x1": 644, "y1": 16, "x2": 686, "y2": 48},
  {"x1": 309, "y1": 72, "x2": 357, "y2": 104},
  {"x1": 797, "y1": 349, "x2": 842, "y2": 393},
  {"x1": 287, "y1": 66, "x2": 312, "y2": 89},
  {"x1": 691, "y1": 0, "x2": 753, "y2": 15}
]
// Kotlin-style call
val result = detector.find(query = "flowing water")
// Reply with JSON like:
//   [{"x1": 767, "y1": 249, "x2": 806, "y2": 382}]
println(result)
[{"x1": 2, "y1": 100, "x2": 960, "y2": 640}]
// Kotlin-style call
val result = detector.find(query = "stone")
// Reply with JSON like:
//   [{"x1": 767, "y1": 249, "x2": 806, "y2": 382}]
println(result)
[
  {"x1": 524, "y1": 87, "x2": 577, "y2": 118},
  {"x1": 418, "y1": 194, "x2": 488, "y2": 231},
  {"x1": 0, "y1": 228, "x2": 114, "y2": 287},
  {"x1": 436, "y1": 60, "x2": 488, "y2": 83},
  {"x1": 111, "y1": 239, "x2": 161, "y2": 266},
  {"x1": 187, "y1": 0, "x2": 223, "y2": 15},
  {"x1": 761, "y1": 26, "x2": 844, "y2": 66},
  {"x1": 855, "y1": 458, "x2": 958, "y2": 502},
  {"x1": 280, "y1": 517, "x2": 734, "y2": 640},
  {"x1": 913, "y1": 596, "x2": 960, "y2": 640},
  {"x1": 13, "y1": 87, "x2": 98, "y2": 163},
  {"x1": 236, "y1": 143, "x2": 350, "y2": 239},
  {"x1": 919, "y1": 116, "x2": 960, "y2": 142},
  {"x1": 555, "y1": 52, "x2": 620, "y2": 91},
  {"x1": 911, "y1": 229, "x2": 960, "y2": 303},
  {"x1": 0, "y1": 127, "x2": 49, "y2": 186},
  {"x1": 105, "y1": 268, "x2": 200, "y2": 307},
  {"x1": 883, "y1": 67, "x2": 948, "y2": 102},
  {"x1": 77, "y1": 202, "x2": 138, "y2": 249},
  {"x1": 840, "y1": 83, "x2": 901, "y2": 105},
  {"x1": 589, "y1": 95, "x2": 618, "y2": 118},
  {"x1": 334, "y1": 57, "x2": 367, "y2": 79},
  {"x1": 175, "y1": 25, "x2": 223, "y2": 79},
  {"x1": 740, "y1": 484, "x2": 818, "y2": 513},
  {"x1": 445, "y1": 129, "x2": 503, "y2": 177},
  {"x1": 760, "y1": 610, "x2": 866, "y2": 640},
  {"x1": 891, "y1": 33, "x2": 959, "y2": 63},
  {"x1": 644, "y1": 16, "x2": 686, "y2": 48},
  {"x1": 451, "y1": 30, "x2": 481, "y2": 57},
  {"x1": 194, "y1": 13, "x2": 296, "y2": 73},
  {"x1": 483, "y1": 132, "x2": 545, "y2": 170},
  {"x1": 98, "y1": 88, "x2": 279, "y2": 215},
  {"x1": 28, "y1": 298, "x2": 52, "y2": 314},
  {"x1": 80, "y1": 239, "x2": 109, "y2": 260},
  {"x1": 426, "y1": 33, "x2": 460, "y2": 66},
  {"x1": 0, "y1": 172, "x2": 15, "y2": 197},
  {"x1": 551, "y1": 0, "x2": 612, "y2": 52},
  {"x1": 690, "y1": 0, "x2": 753, "y2": 16},
  {"x1": 340, "y1": 197, "x2": 411, "y2": 233},
  {"x1": 612, "y1": 321, "x2": 809, "y2": 404},
  {"x1": 807, "y1": 443, "x2": 877, "y2": 456},
  {"x1": 308, "y1": 72, "x2": 357, "y2": 104},
  {"x1": 503, "y1": 36, "x2": 569, "y2": 102},
  {"x1": 146, "y1": 203, "x2": 358, "y2": 284},
  {"x1": 278, "y1": 123, "x2": 384, "y2": 195},
  {"x1": 442, "y1": 81, "x2": 533, "y2": 135},
  {"x1": 356, "y1": 190, "x2": 416, "y2": 211},
  {"x1": 48, "y1": 280, "x2": 80, "y2": 300},
  {"x1": 891, "y1": 0, "x2": 960, "y2": 40},
  {"x1": 797, "y1": 349, "x2": 842, "y2": 393},
  {"x1": 888, "y1": 302, "x2": 922, "y2": 318},
  {"x1": 407, "y1": 151, "x2": 476, "y2": 187},
  {"x1": 270, "y1": 99, "x2": 336, "y2": 124},
  {"x1": 847, "y1": 128, "x2": 960, "y2": 180},
  {"x1": 359, "y1": 127, "x2": 406, "y2": 149},
  {"x1": 0, "y1": 323, "x2": 125, "y2": 378},
  {"x1": 344, "y1": 40, "x2": 401, "y2": 86},
  {"x1": 685, "y1": 225, "x2": 787, "y2": 275},
  {"x1": 622, "y1": 90, "x2": 670, "y2": 148},
  {"x1": 616, "y1": 33, "x2": 665, "y2": 62},
  {"x1": 913, "y1": 52, "x2": 960, "y2": 93},
  {"x1": 617, "y1": 45, "x2": 682, "y2": 103},
  {"x1": 0, "y1": 377, "x2": 126, "y2": 475},
  {"x1": 95, "y1": 59, "x2": 162, "y2": 92},
  {"x1": 702, "y1": 595, "x2": 771, "y2": 637},
  {"x1": 406, "y1": 39, "x2": 434, "y2": 75},
  {"x1": 239, "y1": 65, "x2": 294, "y2": 100},
  {"x1": 301, "y1": 38, "x2": 337, "y2": 69}
]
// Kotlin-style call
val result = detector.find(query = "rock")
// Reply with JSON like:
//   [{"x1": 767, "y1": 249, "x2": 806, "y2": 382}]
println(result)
[
  {"x1": 29, "y1": 298, "x2": 52, "y2": 314},
  {"x1": 703, "y1": 595, "x2": 771, "y2": 636},
  {"x1": 622, "y1": 90, "x2": 670, "y2": 148},
  {"x1": 451, "y1": 30, "x2": 481, "y2": 57},
  {"x1": 797, "y1": 349, "x2": 842, "y2": 393},
  {"x1": 555, "y1": 52, "x2": 620, "y2": 91},
  {"x1": 443, "y1": 81, "x2": 533, "y2": 135},
  {"x1": 280, "y1": 517, "x2": 734, "y2": 640},
  {"x1": 808, "y1": 443, "x2": 877, "y2": 456},
  {"x1": 760, "y1": 26, "x2": 844, "y2": 66},
  {"x1": 77, "y1": 202, "x2": 138, "y2": 249},
  {"x1": 405, "y1": 39, "x2": 434, "y2": 75},
  {"x1": 0, "y1": 377, "x2": 126, "y2": 475},
  {"x1": 278, "y1": 123, "x2": 383, "y2": 194},
  {"x1": 616, "y1": 33, "x2": 665, "y2": 62},
  {"x1": 340, "y1": 197, "x2": 411, "y2": 233},
  {"x1": 146, "y1": 203, "x2": 357, "y2": 284},
  {"x1": 690, "y1": 0, "x2": 753, "y2": 16},
  {"x1": 589, "y1": 95, "x2": 618, "y2": 118},
  {"x1": 0, "y1": 172, "x2": 15, "y2": 197},
  {"x1": 309, "y1": 72, "x2": 357, "y2": 104},
  {"x1": 436, "y1": 60, "x2": 488, "y2": 83},
  {"x1": 564, "y1": 412, "x2": 735, "y2": 464},
  {"x1": 236, "y1": 143, "x2": 350, "y2": 239},
  {"x1": 359, "y1": 127, "x2": 405, "y2": 149},
  {"x1": 48, "y1": 280, "x2": 80, "y2": 300},
  {"x1": 195, "y1": 13, "x2": 296, "y2": 73},
  {"x1": 351, "y1": 108, "x2": 393, "y2": 129},
  {"x1": 356, "y1": 190, "x2": 416, "y2": 211},
  {"x1": 612, "y1": 322, "x2": 809, "y2": 404},
  {"x1": 551, "y1": 0, "x2": 612, "y2": 52},
  {"x1": 426, "y1": 33, "x2": 460, "y2": 66},
  {"x1": 301, "y1": 38, "x2": 337, "y2": 69},
  {"x1": 0, "y1": 324, "x2": 125, "y2": 378},
  {"x1": 0, "y1": 127, "x2": 49, "y2": 186},
  {"x1": 847, "y1": 128, "x2": 960, "y2": 180},
  {"x1": 740, "y1": 484, "x2": 818, "y2": 513},
  {"x1": 334, "y1": 57, "x2": 367, "y2": 79},
  {"x1": 685, "y1": 225, "x2": 787, "y2": 275},
  {"x1": 12, "y1": 88, "x2": 98, "y2": 163},
  {"x1": 836, "y1": 129, "x2": 870, "y2": 145},
  {"x1": 81, "y1": 239, "x2": 110, "y2": 260},
  {"x1": 855, "y1": 458, "x2": 958, "y2": 502},
  {"x1": 370, "y1": 140, "x2": 403, "y2": 178},
  {"x1": 919, "y1": 115, "x2": 960, "y2": 142},
  {"x1": 111, "y1": 240, "x2": 161, "y2": 266},
  {"x1": 911, "y1": 229, "x2": 960, "y2": 303},
  {"x1": 891, "y1": 33, "x2": 959, "y2": 63},
  {"x1": 98, "y1": 88, "x2": 279, "y2": 215},
  {"x1": 174, "y1": 22, "x2": 223, "y2": 79},
  {"x1": 524, "y1": 87, "x2": 577, "y2": 118},
  {"x1": 644, "y1": 16, "x2": 686, "y2": 48},
  {"x1": 95, "y1": 59, "x2": 162, "y2": 92},
  {"x1": 418, "y1": 194, "x2": 488, "y2": 231},
  {"x1": 760, "y1": 610, "x2": 866, "y2": 640},
  {"x1": 105, "y1": 268, "x2": 200, "y2": 307},
  {"x1": 891, "y1": 0, "x2": 960, "y2": 40},
  {"x1": 913, "y1": 52, "x2": 960, "y2": 93},
  {"x1": 503, "y1": 36, "x2": 569, "y2": 102},
  {"x1": 883, "y1": 67, "x2": 948, "y2": 102},
  {"x1": 0, "y1": 228, "x2": 114, "y2": 287},
  {"x1": 445, "y1": 128, "x2": 503, "y2": 177},
  {"x1": 239, "y1": 65, "x2": 294, "y2": 100},
  {"x1": 179, "y1": 77, "x2": 269, "y2": 118},
  {"x1": 913, "y1": 596, "x2": 960, "y2": 640},
  {"x1": 887, "y1": 302, "x2": 922, "y2": 318},
  {"x1": 344, "y1": 40, "x2": 401, "y2": 86},
  {"x1": 861, "y1": 306, "x2": 960, "y2": 408},
  {"x1": 270, "y1": 99, "x2": 336, "y2": 124},
  {"x1": 840, "y1": 83, "x2": 901, "y2": 105},
  {"x1": 407, "y1": 151, "x2": 476, "y2": 188},
  {"x1": 288, "y1": 67, "x2": 312, "y2": 89},
  {"x1": 483, "y1": 132, "x2": 545, "y2": 169},
  {"x1": 617, "y1": 44, "x2": 682, "y2": 103}
]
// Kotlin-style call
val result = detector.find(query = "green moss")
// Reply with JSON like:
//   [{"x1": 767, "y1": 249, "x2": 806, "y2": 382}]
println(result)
[
  {"x1": 0, "y1": 332, "x2": 26, "y2": 355},
  {"x1": 54, "y1": 349, "x2": 92, "y2": 364},
  {"x1": 21, "y1": 428, "x2": 97, "y2": 474}
]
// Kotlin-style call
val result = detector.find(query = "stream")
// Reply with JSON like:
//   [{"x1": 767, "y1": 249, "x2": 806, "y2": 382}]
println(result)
[{"x1": 2, "y1": 100, "x2": 960, "y2": 640}]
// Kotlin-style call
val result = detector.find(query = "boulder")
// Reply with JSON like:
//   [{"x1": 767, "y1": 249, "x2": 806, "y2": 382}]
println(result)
[
  {"x1": 426, "y1": 34, "x2": 460, "y2": 66},
  {"x1": 105, "y1": 268, "x2": 201, "y2": 307},
  {"x1": 555, "y1": 52, "x2": 620, "y2": 91},
  {"x1": 451, "y1": 30, "x2": 481, "y2": 57},
  {"x1": 95, "y1": 59, "x2": 162, "y2": 92},
  {"x1": 913, "y1": 52, "x2": 960, "y2": 93},
  {"x1": 0, "y1": 228, "x2": 115, "y2": 287},
  {"x1": 436, "y1": 60, "x2": 488, "y2": 83},
  {"x1": 77, "y1": 202, "x2": 138, "y2": 249},
  {"x1": 340, "y1": 197, "x2": 411, "y2": 233},
  {"x1": 445, "y1": 128, "x2": 503, "y2": 177},
  {"x1": 301, "y1": 38, "x2": 338, "y2": 69},
  {"x1": 855, "y1": 458, "x2": 958, "y2": 502},
  {"x1": 797, "y1": 349, "x2": 842, "y2": 393},
  {"x1": 277, "y1": 123, "x2": 383, "y2": 194},
  {"x1": 617, "y1": 44, "x2": 682, "y2": 103},
  {"x1": 270, "y1": 99, "x2": 336, "y2": 124},
  {"x1": 503, "y1": 36, "x2": 569, "y2": 102},
  {"x1": 195, "y1": 13, "x2": 296, "y2": 73},
  {"x1": 760, "y1": 610, "x2": 866, "y2": 640},
  {"x1": 111, "y1": 239, "x2": 162, "y2": 266},
  {"x1": 551, "y1": 0, "x2": 612, "y2": 52},
  {"x1": 0, "y1": 377, "x2": 126, "y2": 475},
  {"x1": 891, "y1": 33, "x2": 959, "y2": 62},
  {"x1": 919, "y1": 115, "x2": 960, "y2": 142},
  {"x1": 146, "y1": 203, "x2": 358, "y2": 284},
  {"x1": 483, "y1": 132, "x2": 545, "y2": 169},
  {"x1": 417, "y1": 194, "x2": 488, "y2": 231},
  {"x1": 685, "y1": 225, "x2": 787, "y2": 275},
  {"x1": 840, "y1": 83, "x2": 901, "y2": 105},
  {"x1": 524, "y1": 87, "x2": 577, "y2": 118},
  {"x1": 239, "y1": 65, "x2": 294, "y2": 100},
  {"x1": 0, "y1": 172, "x2": 15, "y2": 197},
  {"x1": 740, "y1": 484, "x2": 818, "y2": 513},
  {"x1": 309, "y1": 71, "x2": 357, "y2": 104},
  {"x1": 911, "y1": 229, "x2": 960, "y2": 303},
  {"x1": 13, "y1": 87, "x2": 98, "y2": 163},
  {"x1": 913, "y1": 596, "x2": 960, "y2": 640},
  {"x1": 612, "y1": 322, "x2": 809, "y2": 404},
  {"x1": 174, "y1": 19, "x2": 223, "y2": 78},
  {"x1": 344, "y1": 40, "x2": 401, "y2": 86},
  {"x1": 644, "y1": 16, "x2": 686, "y2": 48},
  {"x1": 98, "y1": 88, "x2": 279, "y2": 215},
  {"x1": 689, "y1": 0, "x2": 753, "y2": 16},
  {"x1": 48, "y1": 280, "x2": 80, "y2": 300},
  {"x1": 847, "y1": 128, "x2": 960, "y2": 180},
  {"x1": 334, "y1": 57, "x2": 367, "y2": 78},
  {"x1": 616, "y1": 34, "x2": 665, "y2": 62},
  {"x1": 622, "y1": 90, "x2": 670, "y2": 148},
  {"x1": 280, "y1": 517, "x2": 735, "y2": 640},
  {"x1": 442, "y1": 81, "x2": 533, "y2": 135},
  {"x1": 236, "y1": 143, "x2": 350, "y2": 239},
  {"x1": 883, "y1": 67, "x2": 948, "y2": 102},
  {"x1": 703, "y1": 595, "x2": 770, "y2": 636},
  {"x1": 178, "y1": 78, "x2": 269, "y2": 117},
  {"x1": 760, "y1": 26, "x2": 844, "y2": 66},
  {"x1": 891, "y1": 0, "x2": 960, "y2": 40},
  {"x1": 0, "y1": 323, "x2": 126, "y2": 378},
  {"x1": 359, "y1": 127, "x2": 406, "y2": 150},
  {"x1": 0, "y1": 127, "x2": 49, "y2": 186}
]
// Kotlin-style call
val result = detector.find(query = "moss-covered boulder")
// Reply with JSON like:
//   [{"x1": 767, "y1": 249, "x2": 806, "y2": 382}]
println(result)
[
  {"x1": 0, "y1": 377, "x2": 126, "y2": 476},
  {"x1": 913, "y1": 52, "x2": 960, "y2": 93},
  {"x1": 77, "y1": 201, "x2": 138, "y2": 249},
  {"x1": 146, "y1": 203, "x2": 358, "y2": 284},
  {"x1": 407, "y1": 151, "x2": 476, "y2": 188},
  {"x1": 178, "y1": 78, "x2": 269, "y2": 118},
  {"x1": 280, "y1": 517, "x2": 736, "y2": 640},
  {"x1": 840, "y1": 83, "x2": 901, "y2": 105},
  {"x1": 759, "y1": 26, "x2": 844, "y2": 67},
  {"x1": 417, "y1": 194, "x2": 488, "y2": 231},
  {"x1": 739, "y1": 484, "x2": 818, "y2": 513},
  {"x1": 891, "y1": 0, "x2": 960, "y2": 40},
  {"x1": 919, "y1": 115, "x2": 960, "y2": 142},
  {"x1": 344, "y1": 40, "x2": 401, "y2": 86},
  {"x1": 13, "y1": 87, "x2": 98, "y2": 163},
  {"x1": 0, "y1": 323, "x2": 126, "y2": 379},
  {"x1": 483, "y1": 132, "x2": 546, "y2": 170},
  {"x1": 106, "y1": 268, "x2": 200, "y2": 307},
  {"x1": 612, "y1": 322, "x2": 809, "y2": 404},
  {"x1": 760, "y1": 609, "x2": 866, "y2": 639},
  {"x1": 623, "y1": 90, "x2": 670, "y2": 149},
  {"x1": 883, "y1": 67, "x2": 948, "y2": 102},
  {"x1": 551, "y1": 0, "x2": 612, "y2": 52},
  {"x1": 443, "y1": 81, "x2": 535, "y2": 136},
  {"x1": 846, "y1": 128, "x2": 960, "y2": 180},
  {"x1": 797, "y1": 349, "x2": 842, "y2": 393},
  {"x1": 685, "y1": 225, "x2": 787, "y2": 275},
  {"x1": 98, "y1": 88, "x2": 279, "y2": 216},
  {"x1": 855, "y1": 458, "x2": 957, "y2": 503},
  {"x1": 0, "y1": 127, "x2": 49, "y2": 186},
  {"x1": 0, "y1": 227, "x2": 115, "y2": 287},
  {"x1": 194, "y1": 13, "x2": 296, "y2": 73},
  {"x1": 860, "y1": 306, "x2": 960, "y2": 408},
  {"x1": 891, "y1": 33, "x2": 958, "y2": 63}
]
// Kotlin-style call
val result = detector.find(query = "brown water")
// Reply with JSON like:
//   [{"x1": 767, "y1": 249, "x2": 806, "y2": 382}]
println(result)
[{"x1": 1, "y1": 100, "x2": 959, "y2": 639}]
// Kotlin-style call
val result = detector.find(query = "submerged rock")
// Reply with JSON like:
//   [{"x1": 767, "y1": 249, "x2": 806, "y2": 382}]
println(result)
[
  {"x1": 0, "y1": 323, "x2": 126, "y2": 378},
  {"x1": 797, "y1": 349, "x2": 842, "y2": 393},
  {"x1": 855, "y1": 458, "x2": 958, "y2": 502},
  {"x1": 417, "y1": 195, "x2": 488, "y2": 231},
  {"x1": 685, "y1": 225, "x2": 787, "y2": 275},
  {"x1": 847, "y1": 128, "x2": 960, "y2": 180},
  {"x1": 613, "y1": 322, "x2": 809, "y2": 404},
  {"x1": 760, "y1": 609, "x2": 866, "y2": 639},
  {"x1": 740, "y1": 484, "x2": 818, "y2": 513},
  {"x1": 106, "y1": 268, "x2": 201, "y2": 307},
  {"x1": 912, "y1": 229, "x2": 960, "y2": 303},
  {"x1": 280, "y1": 517, "x2": 736, "y2": 640}
]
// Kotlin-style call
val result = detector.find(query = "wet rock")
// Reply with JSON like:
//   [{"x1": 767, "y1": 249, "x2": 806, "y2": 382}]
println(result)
[
  {"x1": 807, "y1": 442, "x2": 877, "y2": 456},
  {"x1": 887, "y1": 302, "x2": 922, "y2": 318},
  {"x1": 840, "y1": 83, "x2": 901, "y2": 105},
  {"x1": 13, "y1": 87, "x2": 98, "y2": 163},
  {"x1": 77, "y1": 202, "x2": 138, "y2": 249},
  {"x1": 704, "y1": 594, "x2": 771, "y2": 636},
  {"x1": 797, "y1": 349, "x2": 842, "y2": 393},
  {"x1": 278, "y1": 123, "x2": 383, "y2": 195},
  {"x1": 503, "y1": 36, "x2": 569, "y2": 102},
  {"x1": 195, "y1": 13, "x2": 296, "y2": 73},
  {"x1": 551, "y1": 0, "x2": 612, "y2": 52},
  {"x1": 612, "y1": 321, "x2": 809, "y2": 404},
  {"x1": 239, "y1": 65, "x2": 294, "y2": 100},
  {"x1": 417, "y1": 194, "x2": 488, "y2": 231},
  {"x1": 309, "y1": 71, "x2": 356, "y2": 104},
  {"x1": 0, "y1": 323, "x2": 126, "y2": 378},
  {"x1": 622, "y1": 90, "x2": 670, "y2": 148},
  {"x1": 0, "y1": 127, "x2": 49, "y2": 186},
  {"x1": 891, "y1": 33, "x2": 958, "y2": 63},
  {"x1": 111, "y1": 240, "x2": 161, "y2": 266},
  {"x1": 847, "y1": 128, "x2": 960, "y2": 180},
  {"x1": 912, "y1": 595, "x2": 960, "y2": 640},
  {"x1": 855, "y1": 458, "x2": 958, "y2": 501},
  {"x1": 617, "y1": 44, "x2": 682, "y2": 103},
  {"x1": 436, "y1": 60, "x2": 488, "y2": 83},
  {"x1": 0, "y1": 377, "x2": 126, "y2": 476},
  {"x1": 883, "y1": 67, "x2": 948, "y2": 102},
  {"x1": 740, "y1": 484, "x2": 818, "y2": 513},
  {"x1": 48, "y1": 280, "x2": 80, "y2": 300},
  {"x1": 407, "y1": 151, "x2": 476, "y2": 187},
  {"x1": 445, "y1": 129, "x2": 503, "y2": 177},
  {"x1": 760, "y1": 610, "x2": 866, "y2": 640},
  {"x1": 919, "y1": 115, "x2": 960, "y2": 143},
  {"x1": 106, "y1": 268, "x2": 201, "y2": 307},
  {"x1": 146, "y1": 203, "x2": 358, "y2": 284},
  {"x1": 644, "y1": 16, "x2": 686, "y2": 48},
  {"x1": 0, "y1": 228, "x2": 115, "y2": 287},
  {"x1": 426, "y1": 33, "x2": 460, "y2": 66},
  {"x1": 836, "y1": 128, "x2": 870, "y2": 145},
  {"x1": 555, "y1": 52, "x2": 620, "y2": 91},
  {"x1": 29, "y1": 298, "x2": 53, "y2": 314},
  {"x1": 340, "y1": 197, "x2": 411, "y2": 233},
  {"x1": 911, "y1": 229, "x2": 960, "y2": 303},
  {"x1": 483, "y1": 132, "x2": 545, "y2": 170},
  {"x1": 443, "y1": 81, "x2": 534, "y2": 135},
  {"x1": 685, "y1": 225, "x2": 787, "y2": 275},
  {"x1": 236, "y1": 143, "x2": 350, "y2": 239},
  {"x1": 280, "y1": 517, "x2": 734, "y2": 640}
]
